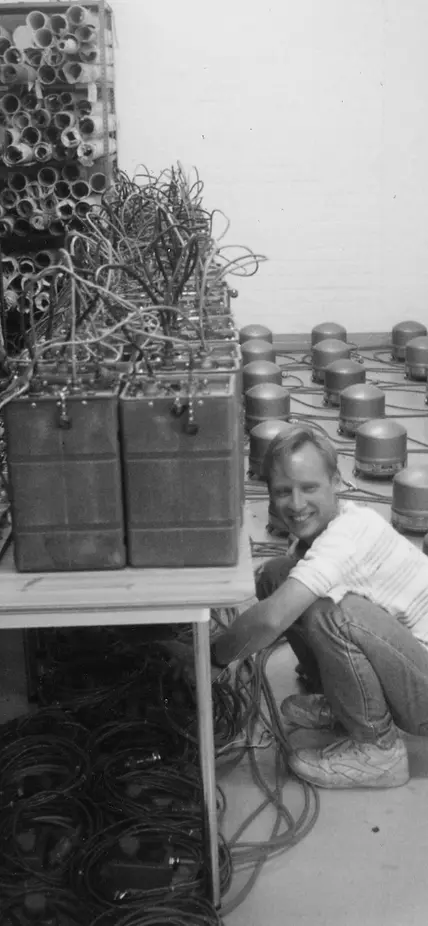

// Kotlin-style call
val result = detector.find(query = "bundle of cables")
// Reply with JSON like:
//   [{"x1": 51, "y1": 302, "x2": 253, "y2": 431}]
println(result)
[
  {"x1": 38, "y1": 652, "x2": 148, "y2": 726},
  {"x1": 0, "y1": 791, "x2": 101, "y2": 894},
  {"x1": 1, "y1": 163, "x2": 266, "y2": 391},
  {"x1": 0, "y1": 734, "x2": 90, "y2": 807},
  {"x1": 218, "y1": 649, "x2": 320, "y2": 916},
  {"x1": 88, "y1": 895, "x2": 223, "y2": 926},
  {"x1": 15, "y1": 707, "x2": 90, "y2": 750},
  {"x1": 0, "y1": 887, "x2": 86, "y2": 926},
  {"x1": 89, "y1": 718, "x2": 193, "y2": 770},
  {"x1": 70, "y1": 818, "x2": 232, "y2": 914},
  {"x1": 97, "y1": 750, "x2": 226, "y2": 827},
  {"x1": 0, "y1": 628, "x2": 322, "y2": 924}
]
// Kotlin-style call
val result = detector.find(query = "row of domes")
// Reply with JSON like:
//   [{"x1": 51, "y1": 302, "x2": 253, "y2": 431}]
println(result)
[{"x1": 239, "y1": 322, "x2": 428, "y2": 536}]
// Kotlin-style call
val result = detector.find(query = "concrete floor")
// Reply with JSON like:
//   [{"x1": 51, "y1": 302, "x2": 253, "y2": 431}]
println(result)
[{"x1": 2, "y1": 346, "x2": 428, "y2": 924}]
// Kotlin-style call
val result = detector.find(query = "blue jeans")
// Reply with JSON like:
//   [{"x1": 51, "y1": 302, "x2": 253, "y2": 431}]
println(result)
[{"x1": 256, "y1": 556, "x2": 428, "y2": 746}]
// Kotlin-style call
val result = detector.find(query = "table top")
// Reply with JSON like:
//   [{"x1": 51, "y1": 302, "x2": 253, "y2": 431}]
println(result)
[{"x1": 0, "y1": 514, "x2": 255, "y2": 628}]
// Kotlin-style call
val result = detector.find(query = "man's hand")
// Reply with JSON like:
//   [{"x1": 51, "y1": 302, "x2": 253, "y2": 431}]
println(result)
[
  {"x1": 159, "y1": 639, "x2": 223, "y2": 684},
  {"x1": 161, "y1": 639, "x2": 195, "y2": 682}
]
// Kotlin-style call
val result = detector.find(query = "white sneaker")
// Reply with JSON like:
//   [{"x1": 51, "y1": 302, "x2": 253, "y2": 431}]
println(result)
[{"x1": 288, "y1": 735, "x2": 410, "y2": 789}]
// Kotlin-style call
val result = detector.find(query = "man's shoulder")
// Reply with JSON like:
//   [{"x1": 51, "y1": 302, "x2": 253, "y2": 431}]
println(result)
[
  {"x1": 324, "y1": 499, "x2": 387, "y2": 540},
  {"x1": 337, "y1": 499, "x2": 384, "y2": 524}
]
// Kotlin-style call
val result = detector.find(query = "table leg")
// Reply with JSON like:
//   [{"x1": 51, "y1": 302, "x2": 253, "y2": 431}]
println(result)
[{"x1": 193, "y1": 615, "x2": 221, "y2": 907}]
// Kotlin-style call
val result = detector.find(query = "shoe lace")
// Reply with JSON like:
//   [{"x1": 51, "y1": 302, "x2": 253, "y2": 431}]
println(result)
[{"x1": 321, "y1": 737, "x2": 362, "y2": 759}]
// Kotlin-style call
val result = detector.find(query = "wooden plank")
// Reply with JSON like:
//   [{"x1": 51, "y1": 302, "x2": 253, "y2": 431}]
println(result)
[
  {"x1": 0, "y1": 514, "x2": 255, "y2": 617},
  {"x1": 2, "y1": 607, "x2": 210, "y2": 630}
]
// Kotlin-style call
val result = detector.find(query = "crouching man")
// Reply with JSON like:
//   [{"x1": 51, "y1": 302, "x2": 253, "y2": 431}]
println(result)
[{"x1": 209, "y1": 425, "x2": 428, "y2": 789}]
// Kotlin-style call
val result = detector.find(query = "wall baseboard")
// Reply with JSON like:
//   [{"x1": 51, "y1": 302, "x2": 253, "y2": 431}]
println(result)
[{"x1": 273, "y1": 331, "x2": 391, "y2": 351}]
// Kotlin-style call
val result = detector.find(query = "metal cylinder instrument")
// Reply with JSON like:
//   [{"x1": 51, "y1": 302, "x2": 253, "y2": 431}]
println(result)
[
  {"x1": 392, "y1": 466, "x2": 428, "y2": 534},
  {"x1": 391, "y1": 321, "x2": 427, "y2": 361},
  {"x1": 354, "y1": 419, "x2": 407, "y2": 478},
  {"x1": 324, "y1": 358, "x2": 366, "y2": 406},
  {"x1": 239, "y1": 324, "x2": 273, "y2": 344},
  {"x1": 244, "y1": 382, "x2": 290, "y2": 431},
  {"x1": 241, "y1": 338, "x2": 276, "y2": 366},
  {"x1": 312, "y1": 338, "x2": 351, "y2": 384},
  {"x1": 405, "y1": 336, "x2": 428, "y2": 381},
  {"x1": 249, "y1": 419, "x2": 293, "y2": 479},
  {"x1": 242, "y1": 360, "x2": 282, "y2": 393},
  {"x1": 339, "y1": 384, "x2": 385, "y2": 437},
  {"x1": 311, "y1": 322, "x2": 347, "y2": 346}
]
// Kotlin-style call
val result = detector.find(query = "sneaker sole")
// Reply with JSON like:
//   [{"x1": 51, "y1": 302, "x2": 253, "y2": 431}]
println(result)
[{"x1": 288, "y1": 756, "x2": 410, "y2": 789}]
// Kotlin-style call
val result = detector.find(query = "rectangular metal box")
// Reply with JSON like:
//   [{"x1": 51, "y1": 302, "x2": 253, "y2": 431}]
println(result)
[
  {"x1": 4, "y1": 385, "x2": 126, "y2": 572},
  {"x1": 120, "y1": 372, "x2": 243, "y2": 567}
]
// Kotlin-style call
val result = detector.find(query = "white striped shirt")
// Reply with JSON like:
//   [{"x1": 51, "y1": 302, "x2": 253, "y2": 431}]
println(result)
[{"x1": 289, "y1": 500, "x2": 428, "y2": 646}]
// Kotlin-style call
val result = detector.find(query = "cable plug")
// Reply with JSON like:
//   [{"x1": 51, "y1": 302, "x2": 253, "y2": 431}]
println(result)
[{"x1": 171, "y1": 397, "x2": 187, "y2": 417}]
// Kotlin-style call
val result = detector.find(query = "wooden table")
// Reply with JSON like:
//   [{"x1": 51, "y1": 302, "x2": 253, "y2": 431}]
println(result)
[{"x1": 0, "y1": 517, "x2": 255, "y2": 906}]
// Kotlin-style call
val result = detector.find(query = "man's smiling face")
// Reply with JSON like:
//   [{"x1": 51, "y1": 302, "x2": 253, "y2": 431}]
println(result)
[{"x1": 269, "y1": 441, "x2": 340, "y2": 542}]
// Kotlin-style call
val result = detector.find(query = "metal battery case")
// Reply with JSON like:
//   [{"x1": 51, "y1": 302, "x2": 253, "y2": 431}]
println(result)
[
  {"x1": 4, "y1": 376, "x2": 126, "y2": 572},
  {"x1": 136, "y1": 341, "x2": 245, "y2": 517},
  {"x1": 120, "y1": 372, "x2": 243, "y2": 567}
]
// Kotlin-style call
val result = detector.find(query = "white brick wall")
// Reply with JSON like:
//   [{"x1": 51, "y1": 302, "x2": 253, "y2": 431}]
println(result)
[{"x1": 110, "y1": 0, "x2": 428, "y2": 335}]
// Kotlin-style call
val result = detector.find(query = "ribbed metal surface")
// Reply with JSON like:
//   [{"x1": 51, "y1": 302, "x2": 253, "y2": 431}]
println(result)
[
  {"x1": 311, "y1": 322, "x2": 347, "y2": 346},
  {"x1": 355, "y1": 419, "x2": 407, "y2": 477},
  {"x1": 311, "y1": 339, "x2": 351, "y2": 383},
  {"x1": 324, "y1": 359, "x2": 366, "y2": 406},
  {"x1": 405, "y1": 336, "x2": 428, "y2": 380},
  {"x1": 242, "y1": 360, "x2": 282, "y2": 393},
  {"x1": 392, "y1": 466, "x2": 428, "y2": 533},
  {"x1": 391, "y1": 321, "x2": 427, "y2": 360},
  {"x1": 339, "y1": 384, "x2": 385, "y2": 436},
  {"x1": 244, "y1": 382, "x2": 290, "y2": 431},
  {"x1": 239, "y1": 324, "x2": 273, "y2": 344},
  {"x1": 3, "y1": 387, "x2": 126, "y2": 572},
  {"x1": 241, "y1": 338, "x2": 276, "y2": 366},
  {"x1": 120, "y1": 373, "x2": 242, "y2": 566},
  {"x1": 249, "y1": 419, "x2": 293, "y2": 479}
]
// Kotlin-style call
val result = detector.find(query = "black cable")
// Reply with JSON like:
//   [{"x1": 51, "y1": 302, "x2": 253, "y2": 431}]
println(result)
[
  {"x1": 70, "y1": 817, "x2": 232, "y2": 909},
  {"x1": 88, "y1": 897, "x2": 224, "y2": 926}
]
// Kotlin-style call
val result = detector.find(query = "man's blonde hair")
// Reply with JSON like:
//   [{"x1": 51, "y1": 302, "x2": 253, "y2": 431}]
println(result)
[{"x1": 262, "y1": 424, "x2": 339, "y2": 486}]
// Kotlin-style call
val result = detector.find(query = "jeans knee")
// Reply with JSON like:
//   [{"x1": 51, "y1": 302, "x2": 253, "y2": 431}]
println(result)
[
  {"x1": 301, "y1": 594, "x2": 376, "y2": 645},
  {"x1": 300, "y1": 597, "x2": 344, "y2": 640}
]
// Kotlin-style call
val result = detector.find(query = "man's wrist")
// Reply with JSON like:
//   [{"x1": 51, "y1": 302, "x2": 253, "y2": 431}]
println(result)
[{"x1": 210, "y1": 642, "x2": 229, "y2": 670}]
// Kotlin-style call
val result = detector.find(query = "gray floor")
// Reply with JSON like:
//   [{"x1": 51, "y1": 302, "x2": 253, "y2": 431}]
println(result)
[{"x1": 2, "y1": 348, "x2": 428, "y2": 924}]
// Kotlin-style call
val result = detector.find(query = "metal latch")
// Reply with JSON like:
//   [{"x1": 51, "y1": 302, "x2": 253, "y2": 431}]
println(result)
[{"x1": 57, "y1": 388, "x2": 71, "y2": 429}]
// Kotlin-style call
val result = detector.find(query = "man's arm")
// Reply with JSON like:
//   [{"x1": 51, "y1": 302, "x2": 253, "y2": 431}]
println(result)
[{"x1": 211, "y1": 577, "x2": 318, "y2": 667}]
